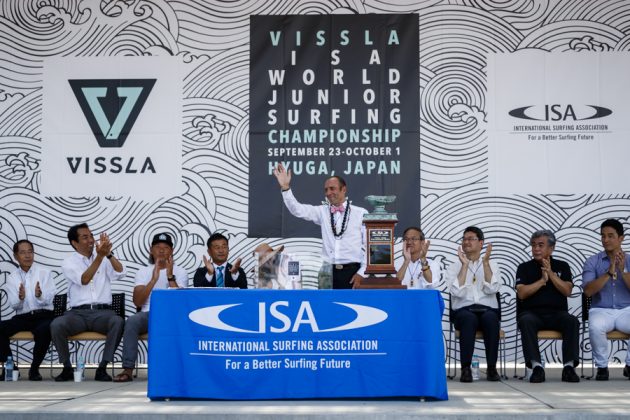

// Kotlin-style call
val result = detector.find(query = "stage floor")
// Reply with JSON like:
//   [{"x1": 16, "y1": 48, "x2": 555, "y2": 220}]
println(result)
[{"x1": 0, "y1": 365, "x2": 629, "y2": 419}]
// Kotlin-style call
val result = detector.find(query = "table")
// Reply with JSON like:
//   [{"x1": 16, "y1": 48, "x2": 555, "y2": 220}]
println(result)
[{"x1": 147, "y1": 289, "x2": 447, "y2": 401}]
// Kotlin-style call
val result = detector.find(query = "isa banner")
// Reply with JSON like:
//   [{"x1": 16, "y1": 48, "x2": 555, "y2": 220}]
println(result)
[
  {"x1": 487, "y1": 51, "x2": 626, "y2": 194},
  {"x1": 42, "y1": 56, "x2": 183, "y2": 198},
  {"x1": 249, "y1": 15, "x2": 420, "y2": 237},
  {"x1": 147, "y1": 289, "x2": 447, "y2": 400}
]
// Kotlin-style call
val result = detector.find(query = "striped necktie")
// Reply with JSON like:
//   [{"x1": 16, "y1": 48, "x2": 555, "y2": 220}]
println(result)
[{"x1": 216, "y1": 266, "x2": 224, "y2": 288}]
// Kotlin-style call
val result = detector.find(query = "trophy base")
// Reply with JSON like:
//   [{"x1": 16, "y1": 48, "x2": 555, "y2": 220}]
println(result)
[{"x1": 357, "y1": 274, "x2": 407, "y2": 289}]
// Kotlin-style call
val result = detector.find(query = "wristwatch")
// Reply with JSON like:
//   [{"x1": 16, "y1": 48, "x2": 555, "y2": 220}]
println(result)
[
  {"x1": 106, "y1": 253, "x2": 114, "y2": 259},
  {"x1": 167, "y1": 275, "x2": 177, "y2": 282}
]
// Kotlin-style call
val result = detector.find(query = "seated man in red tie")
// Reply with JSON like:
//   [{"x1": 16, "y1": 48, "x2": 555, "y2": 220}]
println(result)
[
  {"x1": 273, "y1": 163, "x2": 367, "y2": 289},
  {"x1": 193, "y1": 233, "x2": 247, "y2": 289}
]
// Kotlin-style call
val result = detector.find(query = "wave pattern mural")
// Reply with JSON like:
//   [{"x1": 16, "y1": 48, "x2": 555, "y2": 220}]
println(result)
[{"x1": 1, "y1": 0, "x2": 629, "y2": 367}]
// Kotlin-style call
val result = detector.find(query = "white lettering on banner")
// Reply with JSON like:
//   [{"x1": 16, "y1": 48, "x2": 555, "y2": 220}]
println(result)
[
  {"x1": 196, "y1": 339, "x2": 379, "y2": 353},
  {"x1": 188, "y1": 301, "x2": 388, "y2": 333}
]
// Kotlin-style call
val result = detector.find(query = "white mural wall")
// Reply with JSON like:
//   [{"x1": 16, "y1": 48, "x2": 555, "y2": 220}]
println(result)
[{"x1": 1, "y1": 0, "x2": 629, "y2": 367}]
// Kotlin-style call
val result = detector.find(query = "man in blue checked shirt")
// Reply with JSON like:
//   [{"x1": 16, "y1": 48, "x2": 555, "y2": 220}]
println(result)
[{"x1": 583, "y1": 218, "x2": 630, "y2": 381}]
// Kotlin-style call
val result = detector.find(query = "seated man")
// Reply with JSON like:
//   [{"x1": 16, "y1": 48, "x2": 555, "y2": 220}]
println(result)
[
  {"x1": 0, "y1": 240, "x2": 56, "y2": 381},
  {"x1": 396, "y1": 227, "x2": 440, "y2": 289},
  {"x1": 516, "y1": 230, "x2": 580, "y2": 383},
  {"x1": 113, "y1": 233, "x2": 187, "y2": 382},
  {"x1": 51, "y1": 223, "x2": 125, "y2": 382},
  {"x1": 446, "y1": 226, "x2": 501, "y2": 382},
  {"x1": 583, "y1": 218, "x2": 630, "y2": 381},
  {"x1": 193, "y1": 233, "x2": 247, "y2": 288}
]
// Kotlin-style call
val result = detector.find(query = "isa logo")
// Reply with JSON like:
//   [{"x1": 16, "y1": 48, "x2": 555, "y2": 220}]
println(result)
[{"x1": 42, "y1": 57, "x2": 182, "y2": 198}]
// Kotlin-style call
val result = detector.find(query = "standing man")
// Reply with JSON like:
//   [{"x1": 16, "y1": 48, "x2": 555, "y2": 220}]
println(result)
[
  {"x1": 113, "y1": 233, "x2": 187, "y2": 382},
  {"x1": 51, "y1": 223, "x2": 125, "y2": 382},
  {"x1": 583, "y1": 218, "x2": 630, "y2": 381},
  {"x1": 515, "y1": 230, "x2": 580, "y2": 383},
  {"x1": 446, "y1": 226, "x2": 501, "y2": 382},
  {"x1": 0, "y1": 240, "x2": 56, "y2": 381},
  {"x1": 193, "y1": 233, "x2": 247, "y2": 289},
  {"x1": 396, "y1": 226, "x2": 440, "y2": 289},
  {"x1": 273, "y1": 163, "x2": 367, "y2": 289}
]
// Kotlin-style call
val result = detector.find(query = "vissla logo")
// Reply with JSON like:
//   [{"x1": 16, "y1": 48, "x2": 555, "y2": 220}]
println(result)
[
  {"x1": 69, "y1": 79, "x2": 156, "y2": 148},
  {"x1": 189, "y1": 301, "x2": 388, "y2": 333},
  {"x1": 508, "y1": 104, "x2": 612, "y2": 121}
]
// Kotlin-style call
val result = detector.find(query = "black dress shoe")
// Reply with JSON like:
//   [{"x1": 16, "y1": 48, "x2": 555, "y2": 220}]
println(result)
[
  {"x1": 487, "y1": 366, "x2": 501, "y2": 381},
  {"x1": 28, "y1": 369, "x2": 43, "y2": 381},
  {"x1": 55, "y1": 367, "x2": 74, "y2": 382},
  {"x1": 530, "y1": 366, "x2": 545, "y2": 383},
  {"x1": 460, "y1": 366, "x2": 473, "y2": 383},
  {"x1": 596, "y1": 367, "x2": 609, "y2": 381},
  {"x1": 624, "y1": 365, "x2": 630, "y2": 379},
  {"x1": 94, "y1": 367, "x2": 112, "y2": 382},
  {"x1": 561, "y1": 366, "x2": 580, "y2": 383}
]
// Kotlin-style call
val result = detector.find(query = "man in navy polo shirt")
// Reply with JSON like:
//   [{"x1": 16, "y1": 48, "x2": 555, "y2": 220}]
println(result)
[{"x1": 516, "y1": 229, "x2": 579, "y2": 383}]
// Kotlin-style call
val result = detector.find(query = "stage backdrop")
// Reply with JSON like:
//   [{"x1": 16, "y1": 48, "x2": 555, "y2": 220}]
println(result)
[
  {"x1": 1, "y1": 1, "x2": 630, "y2": 370},
  {"x1": 249, "y1": 14, "x2": 419, "y2": 237}
]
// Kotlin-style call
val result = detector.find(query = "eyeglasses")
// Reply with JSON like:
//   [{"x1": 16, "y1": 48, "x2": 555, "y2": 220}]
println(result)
[
  {"x1": 17, "y1": 250, "x2": 34, "y2": 256},
  {"x1": 462, "y1": 237, "x2": 480, "y2": 242},
  {"x1": 403, "y1": 237, "x2": 423, "y2": 242}
]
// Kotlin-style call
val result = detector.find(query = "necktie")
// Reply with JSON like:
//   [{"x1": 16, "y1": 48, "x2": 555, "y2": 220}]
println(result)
[
  {"x1": 216, "y1": 266, "x2": 224, "y2": 288},
  {"x1": 330, "y1": 204, "x2": 344, "y2": 214}
]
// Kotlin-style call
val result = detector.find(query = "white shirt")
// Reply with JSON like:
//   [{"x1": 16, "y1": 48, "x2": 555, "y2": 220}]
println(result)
[
  {"x1": 395, "y1": 258, "x2": 441, "y2": 289},
  {"x1": 447, "y1": 259, "x2": 501, "y2": 310},
  {"x1": 6, "y1": 263, "x2": 55, "y2": 314},
  {"x1": 62, "y1": 251, "x2": 126, "y2": 308},
  {"x1": 282, "y1": 189, "x2": 367, "y2": 276},
  {"x1": 135, "y1": 264, "x2": 188, "y2": 312}
]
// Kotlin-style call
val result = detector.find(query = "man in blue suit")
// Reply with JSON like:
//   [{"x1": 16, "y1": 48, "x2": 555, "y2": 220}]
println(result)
[{"x1": 193, "y1": 233, "x2": 247, "y2": 289}]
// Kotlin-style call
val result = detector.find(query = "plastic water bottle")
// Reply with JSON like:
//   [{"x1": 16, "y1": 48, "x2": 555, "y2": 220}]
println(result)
[
  {"x1": 471, "y1": 355, "x2": 480, "y2": 381},
  {"x1": 78, "y1": 356, "x2": 85, "y2": 378},
  {"x1": 5, "y1": 356, "x2": 13, "y2": 382}
]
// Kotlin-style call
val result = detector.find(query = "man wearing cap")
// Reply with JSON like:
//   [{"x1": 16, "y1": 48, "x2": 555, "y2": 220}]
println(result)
[
  {"x1": 113, "y1": 233, "x2": 187, "y2": 382},
  {"x1": 273, "y1": 164, "x2": 367, "y2": 289},
  {"x1": 51, "y1": 223, "x2": 125, "y2": 382},
  {"x1": 193, "y1": 233, "x2": 247, "y2": 289},
  {"x1": 0, "y1": 239, "x2": 56, "y2": 381}
]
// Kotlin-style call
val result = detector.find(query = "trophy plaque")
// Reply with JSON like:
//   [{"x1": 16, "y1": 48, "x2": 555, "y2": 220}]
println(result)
[{"x1": 358, "y1": 195, "x2": 406, "y2": 289}]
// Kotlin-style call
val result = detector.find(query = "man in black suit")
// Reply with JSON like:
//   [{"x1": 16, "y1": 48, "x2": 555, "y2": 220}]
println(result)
[{"x1": 193, "y1": 233, "x2": 247, "y2": 289}]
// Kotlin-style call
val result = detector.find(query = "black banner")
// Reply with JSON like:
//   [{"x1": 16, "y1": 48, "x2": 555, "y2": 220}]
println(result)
[{"x1": 249, "y1": 14, "x2": 420, "y2": 237}]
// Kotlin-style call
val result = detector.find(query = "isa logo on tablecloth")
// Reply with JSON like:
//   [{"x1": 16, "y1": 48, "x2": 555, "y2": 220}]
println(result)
[
  {"x1": 185, "y1": 296, "x2": 390, "y2": 373},
  {"x1": 189, "y1": 300, "x2": 388, "y2": 333},
  {"x1": 42, "y1": 56, "x2": 183, "y2": 198}
]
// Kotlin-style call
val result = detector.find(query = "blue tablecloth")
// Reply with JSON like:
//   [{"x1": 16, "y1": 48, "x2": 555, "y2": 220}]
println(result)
[{"x1": 147, "y1": 289, "x2": 447, "y2": 401}]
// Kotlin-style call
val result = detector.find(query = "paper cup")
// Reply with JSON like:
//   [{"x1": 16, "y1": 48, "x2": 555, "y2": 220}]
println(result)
[
  {"x1": 11, "y1": 370, "x2": 19, "y2": 381},
  {"x1": 74, "y1": 371, "x2": 82, "y2": 382}
]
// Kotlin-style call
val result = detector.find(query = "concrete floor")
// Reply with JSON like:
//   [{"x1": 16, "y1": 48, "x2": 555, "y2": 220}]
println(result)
[{"x1": 0, "y1": 365, "x2": 629, "y2": 419}]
